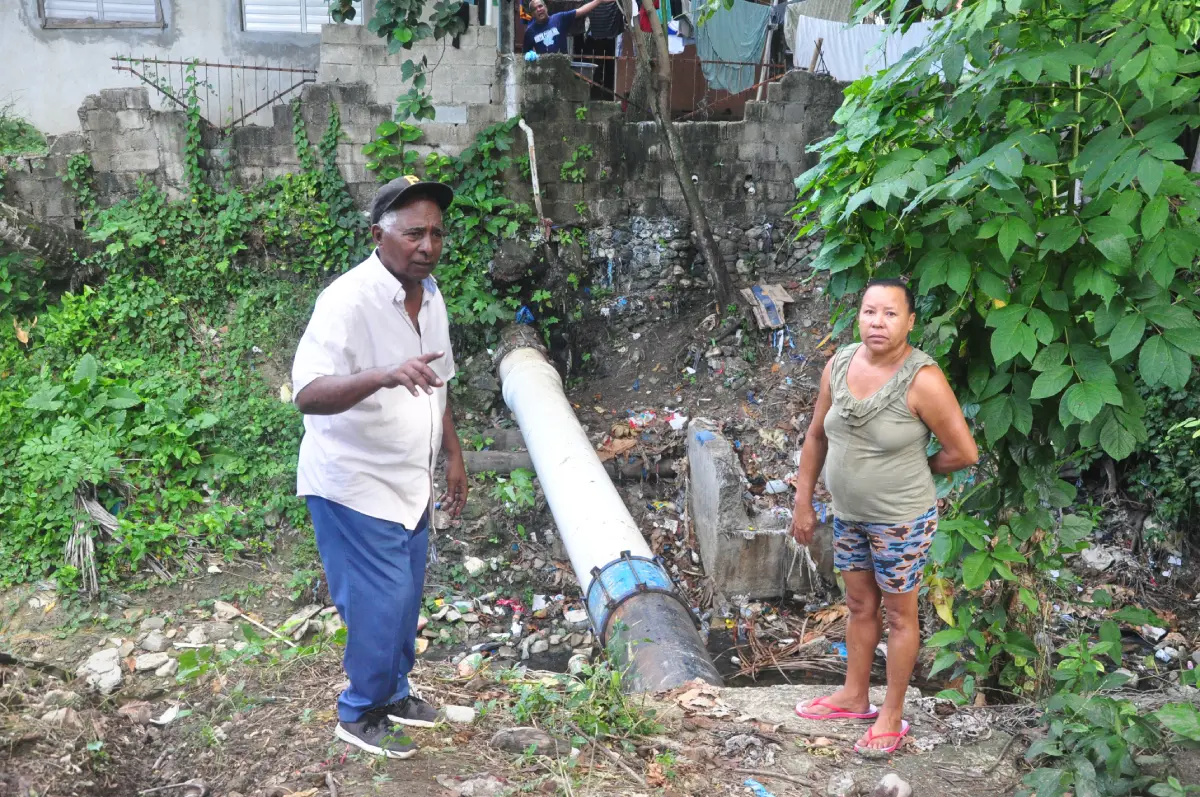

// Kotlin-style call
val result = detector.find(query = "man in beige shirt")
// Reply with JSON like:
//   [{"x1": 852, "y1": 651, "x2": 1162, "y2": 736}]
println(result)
[{"x1": 292, "y1": 176, "x2": 468, "y2": 758}]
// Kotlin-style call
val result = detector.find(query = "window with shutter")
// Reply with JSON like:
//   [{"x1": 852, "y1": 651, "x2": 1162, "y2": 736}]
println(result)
[
  {"x1": 243, "y1": 0, "x2": 363, "y2": 33},
  {"x1": 42, "y1": 0, "x2": 162, "y2": 26}
]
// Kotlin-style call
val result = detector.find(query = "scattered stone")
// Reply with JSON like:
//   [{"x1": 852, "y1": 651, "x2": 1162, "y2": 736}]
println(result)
[
  {"x1": 135, "y1": 653, "x2": 170, "y2": 672},
  {"x1": 532, "y1": 558, "x2": 545, "y2": 570},
  {"x1": 1159, "y1": 632, "x2": 1187, "y2": 650},
  {"x1": 464, "y1": 557, "x2": 488, "y2": 577},
  {"x1": 76, "y1": 648, "x2": 123, "y2": 695},
  {"x1": 1191, "y1": 650, "x2": 1200, "y2": 668},
  {"x1": 490, "y1": 727, "x2": 567, "y2": 756},
  {"x1": 118, "y1": 639, "x2": 136, "y2": 658},
  {"x1": 826, "y1": 771, "x2": 858, "y2": 797},
  {"x1": 497, "y1": 646, "x2": 516, "y2": 659},
  {"x1": 140, "y1": 631, "x2": 169, "y2": 653},
  {"x1": 40, "y1": 690, "x2": 80, "y2": 710},
  {"x1": 549, "y1": 634, "x2": 562, "y2": 646},
  {"x1": 40, "y1": 707, "x2": 81, "y2": 729},
  {"x1": 207, "y1": 564, "x2": 222, "y2": 574},
  {"x1": 166, "y1": 628, "x2": 178, "y2": 639},
  {"x1": 567, "y1": 633, "x2": 584, "y2": 648},
  {"x1": 185, "y1": 627, "x2": 208, "y2": 645},
  {"x1": 205, "y1": 621, "x2": 235, "y2": 641},
  {"x1": 443, "y1": 705, "x2": 477, "y2": 724},
  {"x1": 434, "y1": 774, "x2": 508, "y2": 797},
  {"x1": 156, "y1": 659, "x2": 179, "y2": 678},
  {"x1": 446, "y1": 609, "x2": 462, "y2": 623},
  {"x1": 212, "y1": 601, "x2": 240, "y2": 621},
  {"x1": 873, "y1": 773, "x2": 912, "y2": 797},
  {"x1": 463, "y1": 613, "x2": 479, "y2": 623},
  {"x1": 530, "y1": 639, "x2": 550, "y2": 655},
  {"x1": 140, "y1": 616, "x2": 166, "y2": 632}
]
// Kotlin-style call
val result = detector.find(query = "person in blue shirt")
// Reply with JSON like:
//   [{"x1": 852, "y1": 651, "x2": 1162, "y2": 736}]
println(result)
[{"x1": 523, "y1": 0, "x2": 617, "y2": 55}]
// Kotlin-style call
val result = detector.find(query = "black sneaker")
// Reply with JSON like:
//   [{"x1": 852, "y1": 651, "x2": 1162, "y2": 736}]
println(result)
[
  {"x1": 384, "y1": 695, "x2": 439, "y2": 728},
  {"x1": 335, "y1": 712, "x2": 418, "y2": 759}
]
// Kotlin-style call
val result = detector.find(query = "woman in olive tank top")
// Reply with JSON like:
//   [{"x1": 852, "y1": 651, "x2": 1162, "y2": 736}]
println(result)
[{"x1": 791, "y1": 279, "x2": 978, "y2": 753}]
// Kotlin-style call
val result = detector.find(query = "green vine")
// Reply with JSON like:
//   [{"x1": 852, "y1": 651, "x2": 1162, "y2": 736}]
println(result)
[
  {"x1": 182, "y1": 62, "x2": 210, "y2": 205},
  {"x1": 363, "y1": 120, "x2": 423, "y2": 181},
  {"x1": 62, "y1": 153, "x2": 97, "y2": 222}
]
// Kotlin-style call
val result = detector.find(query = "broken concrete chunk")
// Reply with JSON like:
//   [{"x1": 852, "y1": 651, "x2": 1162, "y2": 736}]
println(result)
[
  {"x1": 463, "y1": 557, "x2": 488, "y2": 577},
  {"x1": 134, "y1": 653, "x2": 170, "y2": 672}
]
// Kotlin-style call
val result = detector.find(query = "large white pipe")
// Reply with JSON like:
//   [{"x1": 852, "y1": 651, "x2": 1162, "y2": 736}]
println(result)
[
  {"x1": 496, "y1": 331, "x2": 722, "y2": 691},
  {"x1": 498, "y1": 347, "x2": 655, "y2": 585}
]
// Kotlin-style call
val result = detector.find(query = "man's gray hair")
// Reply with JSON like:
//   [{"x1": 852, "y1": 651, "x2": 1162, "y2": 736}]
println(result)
[{"x1": 376, "y1": 208, "x2": 402, "y2": 232}]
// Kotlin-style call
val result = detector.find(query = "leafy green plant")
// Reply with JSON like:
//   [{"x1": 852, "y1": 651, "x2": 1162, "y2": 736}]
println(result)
[
  {"x1": 0, "y1": 104, "x2": 46, "y2": 156},
  {"x1": 490, "y1": 467, "x2": 537, "y2": 515},
  {"x1": 363, "y1": 120, "x2": 423, "y2": 181},
  {"x1": 560, "y1": 144, "x2": 594, "y2": 183},
  {"x1": 797, "y1": 0, "x2": 1200, "y2": 697},
  {"x1": 508, "y1": 661, "x2": 661, "y2": 739}
]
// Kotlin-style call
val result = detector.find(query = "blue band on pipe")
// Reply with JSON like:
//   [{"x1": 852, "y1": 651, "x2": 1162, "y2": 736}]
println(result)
[{"x1": 585, "y1": 552, "x2": 693, "y2": 645}]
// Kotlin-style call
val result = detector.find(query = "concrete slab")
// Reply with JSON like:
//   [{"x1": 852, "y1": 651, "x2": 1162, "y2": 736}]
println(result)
[
  {"x1": 687, "y1": 419, "x2": 818, "y2": 599},
  {"x1": 720, "y1": 683, "x2": 1021, "y2": 795}
]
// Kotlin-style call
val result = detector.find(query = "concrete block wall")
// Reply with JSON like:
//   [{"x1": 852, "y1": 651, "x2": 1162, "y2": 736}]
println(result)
[
  {"x1": 2, "y1": 83, "x2": 395, "y2": 225},
  {"x1": 519, "y1": 56, "x2": 847, "y2": 225},
  {"x1": 318, "y1": 22, "x2": 508, "y2": 159}
]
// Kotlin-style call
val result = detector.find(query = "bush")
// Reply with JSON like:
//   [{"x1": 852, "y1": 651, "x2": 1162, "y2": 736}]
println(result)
[{"x1": 1127, "y1": 380, "x2": 1200, "y2": 529}]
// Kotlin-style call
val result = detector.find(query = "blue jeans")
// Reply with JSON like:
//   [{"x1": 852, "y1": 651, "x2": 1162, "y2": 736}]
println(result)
[{"x1": 307, "y1": 496, "x2": 428, "y2": 722}]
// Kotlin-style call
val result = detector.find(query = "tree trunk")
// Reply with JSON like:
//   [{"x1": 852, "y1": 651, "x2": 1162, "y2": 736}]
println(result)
[
  {"x1": 635, "y1": 0, "x2": 737, "y2": 311},
  {"x1": 0, "y1": 201, "x2": 95, "y2": 286}
]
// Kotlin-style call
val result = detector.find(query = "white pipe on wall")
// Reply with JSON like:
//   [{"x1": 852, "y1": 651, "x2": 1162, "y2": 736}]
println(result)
[{"x1": 498, "y1": 348, "x2": 656, "y2": 593}]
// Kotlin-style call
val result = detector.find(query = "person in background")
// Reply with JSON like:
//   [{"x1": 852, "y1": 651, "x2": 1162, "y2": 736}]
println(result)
[
  {"x1": 292, "y1": 175, "x2": 469, "y2": 759},
  {"x1": 789, "y1": 278, "x2": 978, "y2": 754},
  {"x1": 524, "y1": 0, "x2": 618, "y2": 54}
]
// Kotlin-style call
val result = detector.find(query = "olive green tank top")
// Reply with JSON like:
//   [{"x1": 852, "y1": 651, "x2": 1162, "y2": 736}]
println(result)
[{"x1": 822, "y1": 343, "x2": 938, "y2": 524}]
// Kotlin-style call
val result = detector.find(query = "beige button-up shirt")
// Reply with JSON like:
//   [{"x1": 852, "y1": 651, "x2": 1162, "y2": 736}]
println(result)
[{"x1": 292, "y1": 251, "x2": 456, "y2": 528}]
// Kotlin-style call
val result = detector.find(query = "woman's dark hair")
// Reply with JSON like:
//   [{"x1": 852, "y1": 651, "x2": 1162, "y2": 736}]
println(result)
[{"x1": 863, "y1": 278, "x2": 916, "y2": 315}]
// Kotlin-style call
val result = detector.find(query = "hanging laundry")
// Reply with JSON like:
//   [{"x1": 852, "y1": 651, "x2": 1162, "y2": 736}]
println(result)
[
  {"x1": 791, "y1": 14, "x2": 936, "y2": 80},
  {"x1": 588, "y1": 0, "x2": 626, "y2": 37},
  {"x1": 694, "y1": 0, "x2": 772, "y2": 94},
  {"x1": 782, "y1": 0, "x2": 853, "y2": 49}
]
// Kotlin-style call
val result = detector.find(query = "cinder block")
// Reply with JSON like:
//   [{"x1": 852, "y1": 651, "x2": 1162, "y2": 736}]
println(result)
[
  {"x1": 98, "y1": 88, "x2": 130, "y2": 110},
  {"x1": 84, "y1": 110, "x2": 119, "y2": 133},
  {"x1": 319, "y1": 63, "x2": 366, "y2": 85},
  {"x1": 451, "y1": 82, "x2": 492, "y2": 106},
  {"x1": 321, "y1": 21, "x2": 371, "y2": 45},
  {"x1": 110, "y1": 149, "x2": 161, "y2": 172}
]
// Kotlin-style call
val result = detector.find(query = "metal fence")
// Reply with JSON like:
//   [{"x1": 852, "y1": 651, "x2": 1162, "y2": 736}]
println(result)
[
  {"x1": 568, "y1": 53, "x2": 789, "y2": 121},
  {"x1": 111, "y1": 56, "x2": 318, "y2": 132}
]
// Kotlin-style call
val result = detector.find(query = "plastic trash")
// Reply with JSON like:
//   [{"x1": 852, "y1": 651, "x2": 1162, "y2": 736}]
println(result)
[
  {"x1": 457, "y1": 652, "x2": 485, "y2": 678},
  {"x1": 694, "y1": 429, "x2": 716, "y2": 445},
  {"x1": 667, "y1": 411, "x2": 688, "y2": 431},
  {"x1": 524, "y1": 50, "x2": 538, "y2": 61},
  {"x1": 765, "y1": 480, "x2": 789, "y2": 494},
  {"x1": 832, "y1": 641, "x2": 848, "y2": 658},
  {"x1": 743, "y1": 779, "x2": 777, "y2": 797}
]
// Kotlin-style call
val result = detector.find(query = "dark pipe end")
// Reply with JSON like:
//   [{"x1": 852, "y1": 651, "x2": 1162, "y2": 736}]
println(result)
[{"x1": 607, "y1": 592, "x2": 723, "y2": 693}]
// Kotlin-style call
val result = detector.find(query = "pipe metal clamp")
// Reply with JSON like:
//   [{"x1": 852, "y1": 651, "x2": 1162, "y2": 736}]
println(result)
[{"x1": 585, "y1": 551, "x2": 695, "y2": 645}]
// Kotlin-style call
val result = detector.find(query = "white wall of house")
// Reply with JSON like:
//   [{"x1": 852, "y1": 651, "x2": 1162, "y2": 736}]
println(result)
[{"x1": 1, "y1": 0, "x2": 328, "y2": 134}]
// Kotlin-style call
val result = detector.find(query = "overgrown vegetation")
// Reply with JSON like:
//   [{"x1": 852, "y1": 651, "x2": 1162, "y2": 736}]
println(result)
[
  {"x1": 0, "y1": 64, "x2": 534, "y2": 591},
  {"x1": 796, "y1": 0, "x2": 1200, "y2": 792}
]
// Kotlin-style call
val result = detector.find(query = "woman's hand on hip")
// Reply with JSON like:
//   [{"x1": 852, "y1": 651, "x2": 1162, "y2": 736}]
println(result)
[{"x1": 791, "y1": 502, "x2": 817, "y2": 546}]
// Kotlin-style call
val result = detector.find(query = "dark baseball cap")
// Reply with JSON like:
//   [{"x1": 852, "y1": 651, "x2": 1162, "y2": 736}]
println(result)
[{"x1": 369, "y1": 175, "x2": 455, "y2": 224}]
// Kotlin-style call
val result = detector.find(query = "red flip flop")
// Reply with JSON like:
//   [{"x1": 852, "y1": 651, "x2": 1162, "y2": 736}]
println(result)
[
  {"x1": 853, "y1": 720, "x2": 910, "y2": 754},
  {"x1": 795, "y1": 696, "x2": 880, "y2": 720}
]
